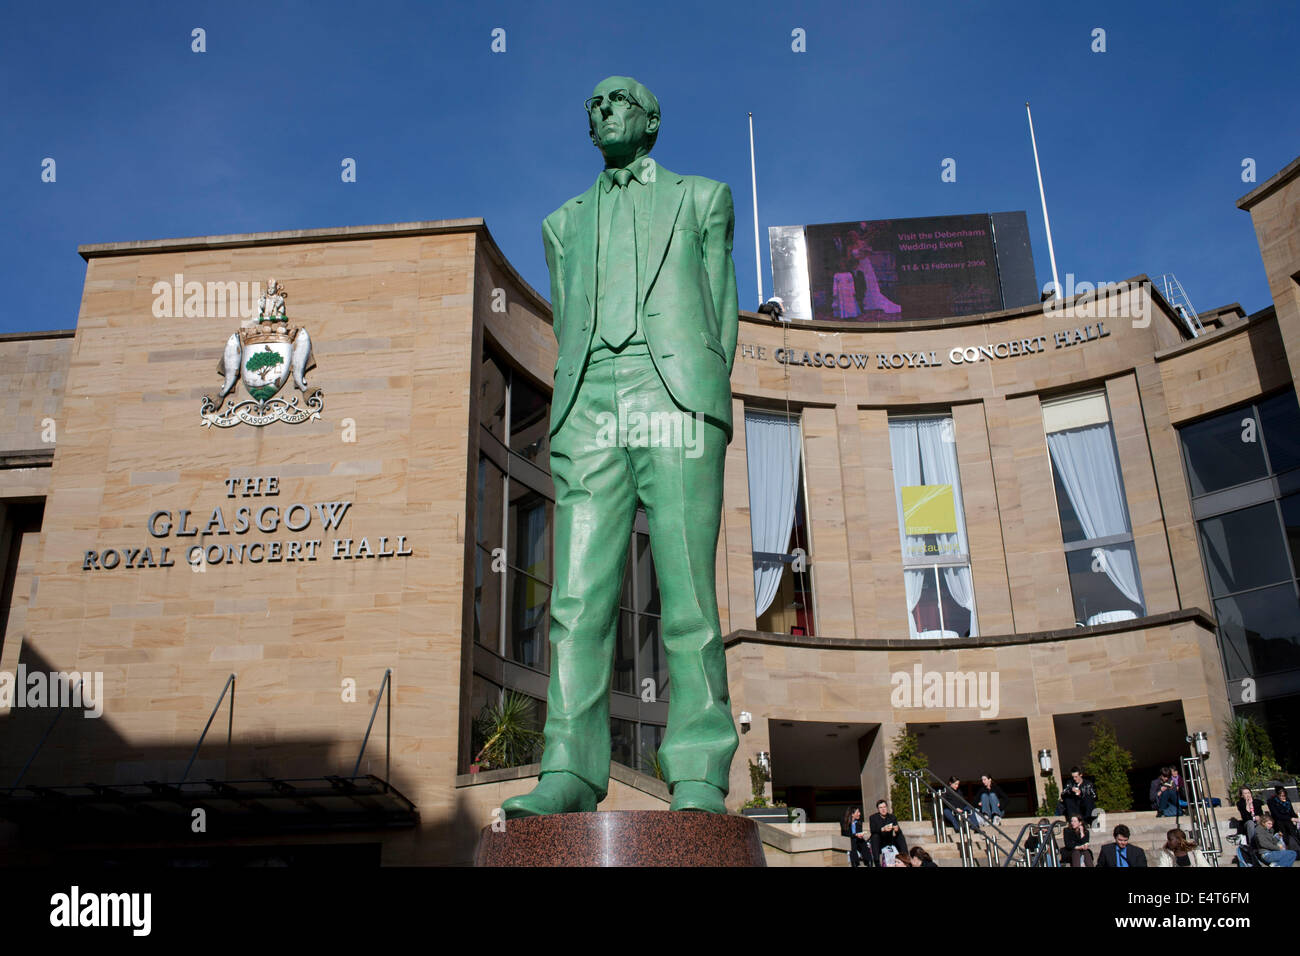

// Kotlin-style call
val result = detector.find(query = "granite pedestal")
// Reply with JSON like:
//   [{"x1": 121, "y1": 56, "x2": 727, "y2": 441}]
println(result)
[{"x1": 474, "y1": 810, "x2": 767, "y2": 867}]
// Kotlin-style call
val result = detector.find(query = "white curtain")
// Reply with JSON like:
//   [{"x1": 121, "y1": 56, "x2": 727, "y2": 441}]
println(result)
[
  {"x1": 889, "y1": 422, "x2": 923, "y2": 559},
  {"x1": 1046, "y1": 424, "x2": 1143, "y2": 607},
  {"x1": 904, "y1": 569, "x2": 926, "y2": 639},
  {"x1": 891, "y1": 417, "x2": 975, "y2": 637},
  {"x1": 943, "y1": 566, "x2": 975, "y2": 612},
  {"x1": 916, "y1": 418, "x2": 969, "y2": 558},
  {"x1": 746, "y1": 411, "x2": 802, "y2": 618}
]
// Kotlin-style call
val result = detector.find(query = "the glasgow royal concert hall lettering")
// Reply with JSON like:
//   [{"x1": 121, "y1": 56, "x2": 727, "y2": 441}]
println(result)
[
  {"x1": 740, "y1": 321, "x2": 1111, "y2": 371},
  {"x1": 82, "y1": 474, "x2": 413, "y2": 571}
]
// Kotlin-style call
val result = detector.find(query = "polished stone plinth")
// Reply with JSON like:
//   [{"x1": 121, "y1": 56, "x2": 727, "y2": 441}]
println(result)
[{"x1": 474, "y1": 810, "x2": 767, "y2": 867}]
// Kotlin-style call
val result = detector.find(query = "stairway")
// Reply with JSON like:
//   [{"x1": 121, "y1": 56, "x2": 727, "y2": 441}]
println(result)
[{"x1": 896, "y1": 811, "x2": 1235, "y2": 867}]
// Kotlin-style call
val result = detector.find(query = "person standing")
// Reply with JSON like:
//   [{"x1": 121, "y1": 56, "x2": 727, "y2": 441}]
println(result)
[{"x1": 1061, "y1": 767, "x2": 1097, "y2": 822}]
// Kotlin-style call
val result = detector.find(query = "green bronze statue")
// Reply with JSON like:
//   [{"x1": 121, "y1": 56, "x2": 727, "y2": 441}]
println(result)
[{"x1": 502, "y1": 76, "x2": 740, "y2": 817}]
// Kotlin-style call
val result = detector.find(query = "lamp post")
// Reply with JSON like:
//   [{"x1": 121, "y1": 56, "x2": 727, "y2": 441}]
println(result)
[
  {"x1": 1181, "y1": 730, "x2": 1223, "y2": 864},
  {"x1": 1038, "y1": 749, "x2": 1055, "y2": 815},
  {"x1": 1189, "y1": 731, "x2": 1210, "y2": 758}
]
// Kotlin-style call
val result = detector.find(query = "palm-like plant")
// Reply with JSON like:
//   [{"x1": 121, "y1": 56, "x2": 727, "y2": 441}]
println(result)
[
  {"x1": 1225, "y1": 714, "x2": 1257, "y2": 788},
  {"x1": 639, "y1": 747, "x2": 665, "y2": 781},
  {"x1": 1224, "y1": 713, "x2": 1284, "y2": 791},
  {"x1": 472, "y1": 691, "x2": 544, "y2": 771}
]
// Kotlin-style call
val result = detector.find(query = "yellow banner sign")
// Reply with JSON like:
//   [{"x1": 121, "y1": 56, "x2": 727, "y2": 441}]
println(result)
[{"x1": 902, "y1": 484, "x2": 957, "y2": 535}]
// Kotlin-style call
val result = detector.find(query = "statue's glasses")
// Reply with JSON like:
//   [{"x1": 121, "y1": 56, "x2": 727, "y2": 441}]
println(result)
[{"x1": 584, "y1": 89, "x2": 644, "y2": 115}]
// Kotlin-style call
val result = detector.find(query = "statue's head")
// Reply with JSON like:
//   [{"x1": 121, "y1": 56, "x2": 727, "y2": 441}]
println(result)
[
  {"x1": 266, "y1": 278, "x2": 278, "y2": 294},
  {"x1": 586, "y1": 75, "x2": 660, "y2": 166}
]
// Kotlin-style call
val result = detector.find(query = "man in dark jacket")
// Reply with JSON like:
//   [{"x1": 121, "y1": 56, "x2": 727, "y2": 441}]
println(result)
[
  {"x1": 1096, "y1": 824, "x2": 1148, "y2": 867},
  {"x1": 869, "y1": 798, "x2": 909, "y2": 859},
  {"x1": 1061, "y1": 767, "x2": 1097, "y2": 821}
]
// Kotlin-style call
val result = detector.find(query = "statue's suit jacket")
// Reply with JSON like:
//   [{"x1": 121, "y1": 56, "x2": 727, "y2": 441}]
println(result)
[{"x1": 542, "y1": 162, "x2": 739, "y2": 440}]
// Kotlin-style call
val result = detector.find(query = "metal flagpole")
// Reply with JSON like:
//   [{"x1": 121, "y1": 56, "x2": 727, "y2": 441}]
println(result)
[
  {"x1": 1026, "y1": 101, "x2": 1060, "y2": 299},
  {"x1": 749, "y1": 112, "x2": 763, "y2": 307}
]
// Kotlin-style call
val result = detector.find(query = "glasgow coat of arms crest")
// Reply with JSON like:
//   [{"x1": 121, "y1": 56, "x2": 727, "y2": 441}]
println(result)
[{"x1": 200, "y1": 279, "x2": 324, "y2": 427}]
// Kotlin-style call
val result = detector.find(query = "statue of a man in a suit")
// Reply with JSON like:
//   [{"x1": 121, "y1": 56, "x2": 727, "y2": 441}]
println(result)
[{"x1": 502, "y1": 76, "x2": 739, "y2": 817}]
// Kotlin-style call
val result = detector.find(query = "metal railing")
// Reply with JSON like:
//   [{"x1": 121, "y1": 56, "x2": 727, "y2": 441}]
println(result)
[
  {"x1": 1016, "y1": 819, "x2": 1064, "y2": 867},
  {"x1": 908, "y1": 768, "x2": 1028, "y2": 867},
  {"x1": 353, "y1": 668, "x2": 393, "y2": 790},
  {"x1": 1179, "y1": 751, "x2": 1222, "y2": 866},
  {"x1": 11, "y1": 675, "x2": 88, "y2": 788},
  {"x1": 904, "y1": 768, "x2": 1163, "y2": 867},
  {"x1": 180, "y1": 673, "x2": 236, "y2": 784}
]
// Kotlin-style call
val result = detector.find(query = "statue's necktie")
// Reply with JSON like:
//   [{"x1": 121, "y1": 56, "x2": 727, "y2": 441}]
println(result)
[{"x1": 600, "y1": 168, "x2": 636, "y2": 349}]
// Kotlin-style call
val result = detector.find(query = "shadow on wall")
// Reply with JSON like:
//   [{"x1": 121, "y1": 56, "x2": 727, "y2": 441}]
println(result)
[{"x1": 0, "y1": 645, "x2": 426, "y2": 865}]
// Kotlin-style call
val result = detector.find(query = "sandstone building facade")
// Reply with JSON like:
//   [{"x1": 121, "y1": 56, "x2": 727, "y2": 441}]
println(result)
[{"x1": 2, "y1": 157, "x2": 1299, "y2": 864}]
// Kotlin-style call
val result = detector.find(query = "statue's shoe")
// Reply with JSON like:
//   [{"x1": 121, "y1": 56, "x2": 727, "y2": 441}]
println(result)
[
  {"x1": 501, "y1": 771, "x2": 598, "y2": 819},
  {"x1": 669, "y1": 780, "x2": 727, "y2": 813}
]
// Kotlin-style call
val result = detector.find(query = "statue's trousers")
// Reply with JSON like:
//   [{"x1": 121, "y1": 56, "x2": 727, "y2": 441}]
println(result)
[{"x1": 539, "y1": 345, "x2": 739, "y2": 800}]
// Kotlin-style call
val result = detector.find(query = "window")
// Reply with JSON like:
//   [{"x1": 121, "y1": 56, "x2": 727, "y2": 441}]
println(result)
[
  {"x1": 507, "y1": 485, "x2": 551, "y2": 669},
  {"x1": 509, "y1": 372, "x2": 549, "y2": 465},
  {"x1": 889, "y1": 415, "x2": 976, "y2": 638},
  {"x1": 637, "y1": 723, "x2": 665, "y2": 776},
  {"x1": 746, "y1": 409, "x2": 815, "y2": 635},
  {"x1": 475, "y1": 348, "x2": 555, "y2": 669},
  {"x1": 1182, "y1": 391, "x2": 1300, "y2": 682},
  {"x1": 1043, "y1": 392, "x2": 1145, "y2": 626},
  {"x1": 611, "y1": 717, "x2": 637, "y2": 770},
  {"x1": 479, "y1": 351, "x2": 507, "y2": 442},
  {"x1": 614, "y1": 520, "x2": 666, "y2": 700},
  {"x1": 474, "y1": 457, "x2": 505, "y2": 649}
]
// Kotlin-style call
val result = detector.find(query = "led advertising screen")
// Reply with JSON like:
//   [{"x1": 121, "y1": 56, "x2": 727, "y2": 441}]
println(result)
[{"x1": 770, "y1": 211, "x2": 1038, "y2": 323}]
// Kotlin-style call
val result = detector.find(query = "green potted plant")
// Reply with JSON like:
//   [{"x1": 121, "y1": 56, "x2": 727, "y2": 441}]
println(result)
[
  {"x1": 888, "y1": 728, "x2": 931, "y2": 821},
  {"x1": 1036, "y1": 777, "x2": 1060, "y2": 817},
  {"x1": 740, "y1": 758, "x2": 789, "y2": 822},
  {"x1": 1082, "y1": 719, "x2": 1133, "y2": 812},
  {"x1": 471, "y1": 691, "x2": 544, "y2": 772}
]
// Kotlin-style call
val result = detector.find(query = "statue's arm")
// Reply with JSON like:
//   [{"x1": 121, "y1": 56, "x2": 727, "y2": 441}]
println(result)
[
  {"x1": 702, "y1": 181, "x2": 739, "y2": 372},
  {"x1": 542, "y1": 214, "x2": 565, "y2": 337}
]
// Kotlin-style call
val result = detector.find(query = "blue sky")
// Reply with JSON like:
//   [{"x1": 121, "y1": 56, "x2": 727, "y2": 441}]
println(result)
[{"x1": 2, "y1": 0, "x2": 1296, "y2": 331}]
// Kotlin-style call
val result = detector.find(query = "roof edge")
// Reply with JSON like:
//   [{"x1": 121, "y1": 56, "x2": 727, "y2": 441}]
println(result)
[
  {"x1": 1236, "y1": 155, "x2": 1300, "y2": 211},
  {"x1": 78, "y1": 218, "x2": 489, "y2": 261}
]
